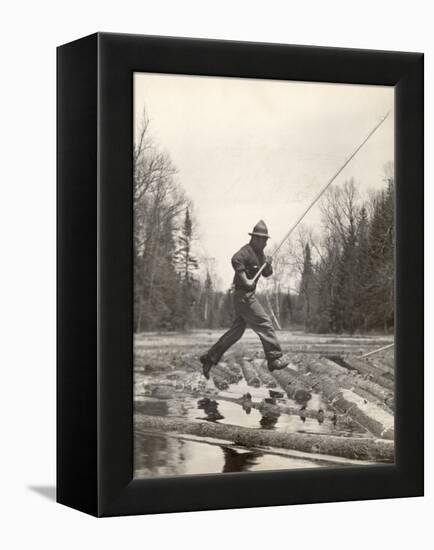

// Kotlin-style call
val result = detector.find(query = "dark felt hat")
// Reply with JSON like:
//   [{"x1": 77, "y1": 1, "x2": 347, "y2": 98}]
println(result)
[{"x1": 248, "y1": 220, "x2": 270, "y2": 239}]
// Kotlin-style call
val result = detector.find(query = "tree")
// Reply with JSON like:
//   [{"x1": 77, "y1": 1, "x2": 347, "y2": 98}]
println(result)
[
  {"x1": 133, "y1": 107, "x2": 188, "y2": 331},
  {"x1": 173, "y1": 208, "x2": 200, "y2": 329},
  {"x1": 203, "y1": 270, "x2": 214, "y2": 328},
  {"x1": 279, "y1": 290, "x2": 293, "y2": 328},
  {"x1": 366, "y1": 176, "x2": 394, "y2": 332},
  {"x1": 354, "y1": 205, "x2": 370, "y2": 331},
  {"x1": 298, "y1": 243, "x2": 316, "y2": 330}
]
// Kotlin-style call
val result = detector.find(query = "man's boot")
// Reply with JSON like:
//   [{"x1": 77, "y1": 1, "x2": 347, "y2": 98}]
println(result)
[
  {"x1": 199, "y1": 354, "x2": 214, "y2": 380},
  {"x1": 267, "y1": 357, "x2": 289, "y2": 372}
]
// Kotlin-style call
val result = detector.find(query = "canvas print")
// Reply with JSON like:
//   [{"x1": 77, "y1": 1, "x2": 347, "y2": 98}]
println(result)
[{"x1": 133, "y1": 73, "x2": 395, "y2": 478}]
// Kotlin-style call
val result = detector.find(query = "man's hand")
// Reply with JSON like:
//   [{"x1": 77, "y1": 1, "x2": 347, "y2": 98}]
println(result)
[
  {"x1": 265, "y1": 255, "x2": 273, "y2": 265},
  {"x1": 239, "y1": 271, "x2": 256, "y2": 291},
  {"x1": 245, "y1": 278, "x2": 256, "y2": 291}
]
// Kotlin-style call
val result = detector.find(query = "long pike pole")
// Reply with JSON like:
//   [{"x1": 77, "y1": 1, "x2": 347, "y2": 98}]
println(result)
[{"x1": 253, "y1": 111, "x2": 391, "y2": 284}]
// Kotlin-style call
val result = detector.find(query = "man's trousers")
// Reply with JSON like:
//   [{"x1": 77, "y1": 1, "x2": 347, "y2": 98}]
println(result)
[{"x1": 206, "y1": 289, "x2": 283, "y2": 365}]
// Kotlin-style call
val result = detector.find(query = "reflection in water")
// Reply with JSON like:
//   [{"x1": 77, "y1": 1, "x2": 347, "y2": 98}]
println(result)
[
  {"x1": 197, "y1": 397, "x2": 224, "y2": 421},
  {"x1": 134, "y1": 433, "x2": 321, "y2": 478},
  {"x1": 136, "y1": 394, "x2": 361, "y2": 436},
  {"x1": 259, "y1": 398, "x2": 280, "y2": 430},
  {"x1": 221, "y1": 446, "x2": 261, "y2": 472},
  {"x1": 259, "y1": 411, "x2": 280, "y2": 429},
  {"x1": 135, "y1": 433, "x2": 184, "y2": 477},
  {"x1": 294, "y1": 389, "x2": 312, "y2": 404},
  {"x1": 241, "y1": 392, "x2": 252, "y2": 414}
]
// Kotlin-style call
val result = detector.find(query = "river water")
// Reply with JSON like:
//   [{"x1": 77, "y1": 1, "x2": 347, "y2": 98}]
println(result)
[{"x1": 134, "y1": 432, "x2": 329, "y2": 478}]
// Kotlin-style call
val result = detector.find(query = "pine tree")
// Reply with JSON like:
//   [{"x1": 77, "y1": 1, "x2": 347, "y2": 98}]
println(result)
[
  {"x1": 173, "y1": 208, "x2": 200, "y2": 329},
  {"x1": 218, "y1": 289, "x2": 235, "y2": 327},
  {"x1": 299, "y1": 243, "x2": 315, "y2": 330},
  {"x1": 366, "y1": 182, "x2": 394, "y2": 332},
  {"x1": 279, "y1": 290, "x2": 293, "y2": 328},
  {"x1": 354, "y1": 205, "x2": 370, "y2": 331},
  {"x1": 203, "y1": 270, "x2": 215, "y2": 328}
]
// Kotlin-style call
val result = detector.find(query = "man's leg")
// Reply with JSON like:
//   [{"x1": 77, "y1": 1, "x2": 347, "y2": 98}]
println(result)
[
  {"x1": 238, "y1": 295, "x2": 287, "y2": 369},
  {"x1": 200, "y1": 316, "x2": 246, "y2": 378}
]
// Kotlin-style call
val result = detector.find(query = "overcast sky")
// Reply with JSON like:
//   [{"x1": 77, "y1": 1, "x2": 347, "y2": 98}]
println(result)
[{"x1": 134, "y1": 73, "x2": 394, "y2": 289}]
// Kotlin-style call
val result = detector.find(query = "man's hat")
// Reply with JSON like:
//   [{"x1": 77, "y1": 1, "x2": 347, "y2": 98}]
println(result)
[{"x1": 248, "y1": 220, "x2": 270, "y2": 239}]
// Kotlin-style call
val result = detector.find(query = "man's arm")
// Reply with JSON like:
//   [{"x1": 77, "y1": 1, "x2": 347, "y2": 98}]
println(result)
[
  {"x1": 237, "y1": 271, "x2": 256, "y2": 290},
  {"x1": 231, "y1": 250, "x2": 256, "y2": 290}
]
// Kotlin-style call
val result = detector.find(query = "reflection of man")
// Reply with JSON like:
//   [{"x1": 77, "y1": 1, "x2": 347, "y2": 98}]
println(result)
[{"x1": 200, "y1": 220, "x2": 289, "y2": 379}]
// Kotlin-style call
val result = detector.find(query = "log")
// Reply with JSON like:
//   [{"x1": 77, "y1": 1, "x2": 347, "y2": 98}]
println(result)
[
  {"x1": 367, "y1": 357, "x2": 394, "y2": 376},
  {"x1": 251, "y1": 359, "x2": 278, "y2": 388},
  {"x1": 276, "y1": 345, "x2": 367, "y2": 355},
  {"x1": 308, "y1": 358, "x2": 350, "y2": 378},
  {"x1": 238, "y1": 344, "x2": 386, "y2": 355},
  {"x1": 304, "y1": 368, "x2": 394, "y2": 440},
  {"x1": 384, "y1": 395, "x2": 395, "y2": 411},
  {"x1": 143, "y1": 380, "x2": 178, "y2": 392},
  {"x1": 255, "y1": 399, "x2": 339, "y2": 428},
  {"x1": 352, "y1": 386, "x2": 394, "y2": 415},
  {"x1": 361, "y1": 343, "x2": 394, "y2": 358},
  {"x1": 211, "y1": 373, "x2": 229, "y2": 391},
  {"x1": 135, "y1": 413, "x2": 394, "y2": 462},
  {"x1": 241, "y1": 359, "x2": 261, "y2": 387},
  {"x1": 155, "y1": 431, "x2": 375, "y2": 467},
  {"x1": 309, "y1": 359, "x2": 394, "y2": 407},
  {"x1": 213, "y1": 363, "x2": 240, "y2": 384},
  {"x1": 272, "y1": 367, "x2": 313, "y2": 402},
  {"x1": 352, "y1": 377, "x2": 394, "y2": 403},
  {"x1": 225, "y1": 357, "x2": 244, "y2": 379},
  {"x1": 344, "y1": 357, "x2": 395, "y2": 390}
]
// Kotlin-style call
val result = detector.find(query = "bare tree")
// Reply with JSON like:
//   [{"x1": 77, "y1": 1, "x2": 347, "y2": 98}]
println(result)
[{"x1": 133, "y1": 108, "x2": 188, "y2": 331}]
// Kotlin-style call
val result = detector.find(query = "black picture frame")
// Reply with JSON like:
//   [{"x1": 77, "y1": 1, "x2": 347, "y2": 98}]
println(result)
[{"x1": 57, "y1": 32, "x2": 424, "y2": 517}]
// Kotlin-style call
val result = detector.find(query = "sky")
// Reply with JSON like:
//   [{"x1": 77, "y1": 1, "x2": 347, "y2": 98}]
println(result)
[{"x1": 134, "y1": 73, "x2": 394, "y2": 289}]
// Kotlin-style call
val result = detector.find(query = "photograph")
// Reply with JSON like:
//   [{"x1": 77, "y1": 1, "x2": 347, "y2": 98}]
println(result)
[{"x1": 132, "y1": 72, "x2": 395, "y2": 478}]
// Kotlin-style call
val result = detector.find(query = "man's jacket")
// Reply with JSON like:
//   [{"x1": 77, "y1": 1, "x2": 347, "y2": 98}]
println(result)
[{"x1": 231, "y1": 243, "x2": 273, "y2": 291}]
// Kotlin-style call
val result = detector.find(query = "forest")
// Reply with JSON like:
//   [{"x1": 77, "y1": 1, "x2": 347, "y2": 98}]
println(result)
[{"x1": 134, "y1": 111, "x2": 394, "y2": 335}]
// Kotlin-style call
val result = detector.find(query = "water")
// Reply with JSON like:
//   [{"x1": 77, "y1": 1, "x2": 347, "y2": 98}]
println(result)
[
  {"x1": 135, "y1": 392, "x2": 351, "y2": 436},
  {"x1": 134, "y1": 377, "x2": 364, "y2": 478},
  {"x1": 134, "y1": 433, "x2": 322, "y2": 478}
]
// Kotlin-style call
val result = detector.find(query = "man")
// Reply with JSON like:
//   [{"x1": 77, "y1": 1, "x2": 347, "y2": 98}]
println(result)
[{"x1": 200, "y1": 220, "x2": 289, "y2": 379}]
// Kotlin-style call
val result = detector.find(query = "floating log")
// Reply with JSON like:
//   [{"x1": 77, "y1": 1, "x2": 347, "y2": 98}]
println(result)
[
  {"x1": 240, "y1": 344, "x2": 385, "y2": 356},
  {"x1": 277, "y1": 345, "x2": 367, "y2": 355},
  {"x1": 303, "y1": 367, "x2": 394, "y2": 440},
  {"x1": 140, "y1": 383, "x2": 177, "y2": 400},
  {"x1": 251, "y1": 359, "x2": 278, "y2": 388},
  {"x1": 156, "y1": 431, "x2": 375, "y2": 467},
  {"x1": 344, "y1": 357, "x2": 394, "y2": 390},
  {"x1": 135, "y1": 413, "x2": 394, "y2": 462},
  {"x1": 255, "y1": 399, "x2": 341, "y2": 428},
  {"x1": 144, "y1": 380, "x2": 177, "y2": 391},
  {"x1": 308, "y1": 358, "x2": 350, "y2": 378},
  {"x1": 225, "y1": 357, "x2": 244, "y2": 379},
  {"x1": 269, "y1": 390, "x2": 284, "y2": 399},
  {"x1": 241, "y1": 359, "x2": 261, "y2": 387},
  {"x1": 367, "y1": 357, "x2": 395, "y2": 377},
  {"x1": 213, "y1": 363, "x2": 240, "y2": 384},
  {"x1": 361, "y1": 343, "x2": 394, "y2": 358},
  {"x1": 271, "y1": 368, "x2": 312, "y2": 402},
  {"x1": 353, "y1": 377, "x2": 394, "y2": 403},
  {"x1": 211, "y1": 373, "x2": 229, "y2": 391},
  {"x1": 352, "y1": 386, "x2": 394, "y2": 415},
  {"x1": 308, "y1": 359, "x2": 394, "y2": 406}
]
